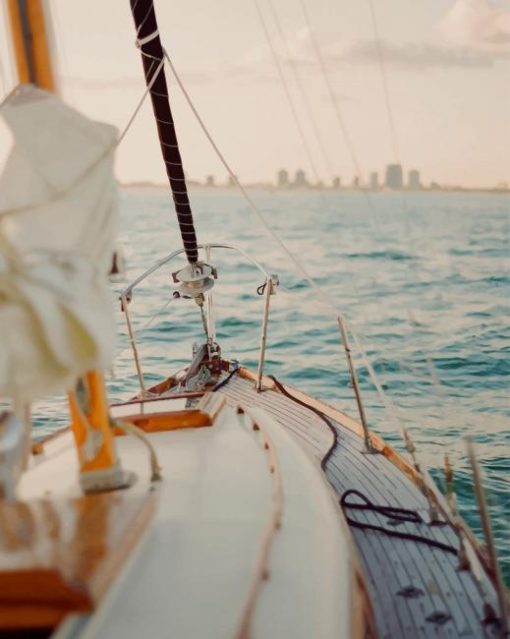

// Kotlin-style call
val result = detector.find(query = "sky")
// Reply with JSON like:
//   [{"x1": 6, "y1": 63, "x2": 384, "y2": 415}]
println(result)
[{"x1": 0, "y1": 0, "x2": 509, "y2": 188}]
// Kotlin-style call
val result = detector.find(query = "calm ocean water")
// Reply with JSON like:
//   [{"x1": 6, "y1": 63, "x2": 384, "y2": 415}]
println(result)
[{"x1": 36, "y1": 186, "x2": 510, "y2": 582}]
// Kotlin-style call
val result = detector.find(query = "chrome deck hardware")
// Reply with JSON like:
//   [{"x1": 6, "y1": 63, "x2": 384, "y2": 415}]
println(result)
[{"x1": 172, "y1": 262, "x2": 217, "y2": 300}]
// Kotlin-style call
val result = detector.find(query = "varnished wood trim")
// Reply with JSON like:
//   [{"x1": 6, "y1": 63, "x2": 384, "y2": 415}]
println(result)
[
  {"x1": 113, "y1": 410, "x2": 212, "y2": 435},
  {"x1": 111, "y1": 391, "x2": 204, "y2": 408},
  {"x1": 145, "y1": 375, "x2": 176, "y2": 396},
  {"x1": 0, "y1": 492, "x2": 156, "y2": 631},
  {"x1": 6, "y1": 0, "x2": 56, "y2": 91},
  {"x1": 0, "y1": 604, "x2": 66, "y2": 630},
  {"x1": 238, "y1": 366, "x2": 363, "y2": 434}
]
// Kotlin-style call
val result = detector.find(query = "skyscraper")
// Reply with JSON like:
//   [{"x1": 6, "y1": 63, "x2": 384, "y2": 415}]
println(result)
[
  {"x1": 385, "y1": 164, "x2": 403, "y2": 190},
  {"x1": 408, "y1": 169, "x2": 421, "y2": 190},
  {"x1": 332, "y1": 176, "x2": 341, "y2": 189},
  {"x1": 294, "y1": 169, "x2": 307, "y2": 188},
  {"x1": 277, "y1": 169, "x2": 289, "y2": 188},
  {"x1": 205, "y1": 175, "x2": 215, "y2": 187},
  {"x1": 370, "y1": 172, "x2": 379, "y2": 190}
]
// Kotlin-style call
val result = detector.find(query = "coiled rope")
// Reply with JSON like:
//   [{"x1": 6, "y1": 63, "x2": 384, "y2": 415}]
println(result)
[{"x1": 340, "y1": 489, "x2": 458, "y2": 555}]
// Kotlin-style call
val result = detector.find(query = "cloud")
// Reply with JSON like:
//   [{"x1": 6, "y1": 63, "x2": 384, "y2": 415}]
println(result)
[
  {"x1": 339, "y1": 39, "x2": 493, "y2": 69},
  {"x1": 267, "y1": 25, "x2": 496, "y2": 71},
  {"x1": 278, "y1": 4, "x2": 510, "y2": 71},
  {"x1": 438, "y1": 0, "x2": 510, "y2": 54}
]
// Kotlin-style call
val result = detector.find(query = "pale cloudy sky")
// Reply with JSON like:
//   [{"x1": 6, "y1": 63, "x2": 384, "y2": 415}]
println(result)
[{"x1": 0, "y1": 0, "x2": 509, "y2": 187}]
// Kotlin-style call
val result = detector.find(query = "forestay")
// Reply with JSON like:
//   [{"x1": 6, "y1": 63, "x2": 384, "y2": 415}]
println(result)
[{"x1": 0, "y1": 85, "x2": 118, "y2": 401}]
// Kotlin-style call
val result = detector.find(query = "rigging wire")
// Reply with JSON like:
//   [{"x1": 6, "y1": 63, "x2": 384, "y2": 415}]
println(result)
[
  {"x1": 0, "y1": 60, "x2": 163, "y2": 219},
  {"x1": 251, "y1": 0, "x2": 324, "y2": 189},
  {"x1": 298, "y1": 0, "x2": 455, "y2": 454},
  {"x1": 362, "y1": 0, "x2": 458, "y2": 443},
  {"x1": 162, "y1": 49, "x2": 470, "y2": 527},
  {"x1": 251, "y1": 1, "x2": 426, "y2": 427},
  {"x1": 297, "y1": 0, "x2": 365, "y2": 185},
  {"x1": 360, "y1": 3, "x2": 496, "y2": 563},
  {"x1": 115, "y1": 295, "x2": 177, "y2": 362},
  {"x1": 296, "y1": 0, "x2": 379, "y2": 227},
  {"x1": 163, "y1": 48, "x2": 405, "y2": 427},
  {"x1": 264, "y1": 0, "x2": 335, "y2": 182},
  {"x1": 164, "y1": 50, "x2": 335, "y2": 315},
  {"x1": 0, "y1": 3, "x2": 449, "y2": 455},
  {"x1": 3, "y1": 1, "x2": 375, "y2": 420},
  {"x1": 366, "y1": 0, "x2": 400, "y2": 164}
]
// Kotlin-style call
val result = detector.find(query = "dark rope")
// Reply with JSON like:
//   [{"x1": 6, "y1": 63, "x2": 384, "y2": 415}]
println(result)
[
  {"x1": 258, "y1": 378, "x2": 459, "y2": 555},
  {"x1": 340, "y1": 489, "x2": 458, "y2": 555},
  {"x1": 212, "y1": 362, "x2": 239, "y2": 392},
  {"x1": 266, "y1": 377, "x2": 460, "y2": 559},
  {"x1": 130, "y1": 0, "x2": 199, "y2": 264},
  {"x1": 342, "y1": 488, "x2": 423, "y2": 523},
  {"x1": 268, "y1": 375, "x2": 338, "y2": 470}
]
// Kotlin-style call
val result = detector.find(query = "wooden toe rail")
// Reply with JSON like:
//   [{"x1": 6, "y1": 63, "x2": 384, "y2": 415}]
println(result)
[{"x1": 111, "y1": 392, "x2": 225, "y2": 435}]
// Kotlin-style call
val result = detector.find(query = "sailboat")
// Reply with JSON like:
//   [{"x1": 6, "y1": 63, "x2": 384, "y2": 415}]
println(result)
[{"x1": 0, "y1": 1, "x2": 508, "y2": 638}]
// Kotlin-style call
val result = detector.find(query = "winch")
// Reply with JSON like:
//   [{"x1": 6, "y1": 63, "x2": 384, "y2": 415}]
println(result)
[{"x1": 172, "y1": 262, "x2": 217, "y2": 300}]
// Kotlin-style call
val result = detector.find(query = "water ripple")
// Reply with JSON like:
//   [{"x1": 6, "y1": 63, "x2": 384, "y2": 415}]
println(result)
[{"x1": 34, "y1": 187, "x2": 510, "y2": 583}]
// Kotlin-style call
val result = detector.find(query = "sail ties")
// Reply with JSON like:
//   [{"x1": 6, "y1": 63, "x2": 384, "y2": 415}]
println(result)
[{"x1": 136, "y1": 29, "x2": 159, "y2": 48}]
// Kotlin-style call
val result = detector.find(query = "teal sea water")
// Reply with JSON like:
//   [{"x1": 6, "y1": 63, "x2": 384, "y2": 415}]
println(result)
[{"x1": 37, "y1": 187, "x2": 509, "y2": 582}]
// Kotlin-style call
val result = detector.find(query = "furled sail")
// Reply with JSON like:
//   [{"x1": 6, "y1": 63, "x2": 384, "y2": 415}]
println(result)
[{"x1": 0, "y1": 85, "x2": 118, "y2": 402}]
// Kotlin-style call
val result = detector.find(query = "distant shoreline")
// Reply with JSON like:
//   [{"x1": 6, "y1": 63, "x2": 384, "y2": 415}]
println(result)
[{"x1": 120, "y1": 182, "x2": 510, "y2": 195}]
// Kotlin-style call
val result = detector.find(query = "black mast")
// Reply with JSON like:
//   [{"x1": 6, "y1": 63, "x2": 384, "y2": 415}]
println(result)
[{"x1": 130, "y1": 0, "x2": 198, "y2": 264}]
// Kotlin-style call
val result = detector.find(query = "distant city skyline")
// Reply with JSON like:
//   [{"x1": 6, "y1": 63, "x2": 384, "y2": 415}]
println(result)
[
  {"x1": 169, "y1": 162, "x2": 507, "y2": 191},
  {"x1": 130, "y1": 161, "x2": 507, "y2": 192},
  {"x1": 1, "y1": 0, "x2": 508, "y2": 190}
]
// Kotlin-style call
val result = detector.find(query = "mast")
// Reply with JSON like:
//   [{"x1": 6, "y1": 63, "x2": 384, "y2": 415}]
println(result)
[
  {"x1": 130, "y1": 0, "x2": 199, "y2": 265},
  {"x1": 3, "y1": 3, "x2": 128, "y2": 493},
  {"x1": 6, "y1": 0, "x2": 57, "y2": 92}
]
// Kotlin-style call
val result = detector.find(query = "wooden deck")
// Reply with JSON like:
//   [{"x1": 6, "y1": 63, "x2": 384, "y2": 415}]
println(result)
[
  {"x1": 0, "y1": 491, "x2": 155, "y2": 633},
  {"x1": 218, "y1": 372, "x2": 503, "y2": 639}
]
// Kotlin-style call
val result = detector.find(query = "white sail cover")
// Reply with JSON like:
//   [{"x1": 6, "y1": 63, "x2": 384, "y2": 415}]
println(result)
[{"x1": 0, "y1": 85, "x2": 118, "y2": 401}]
